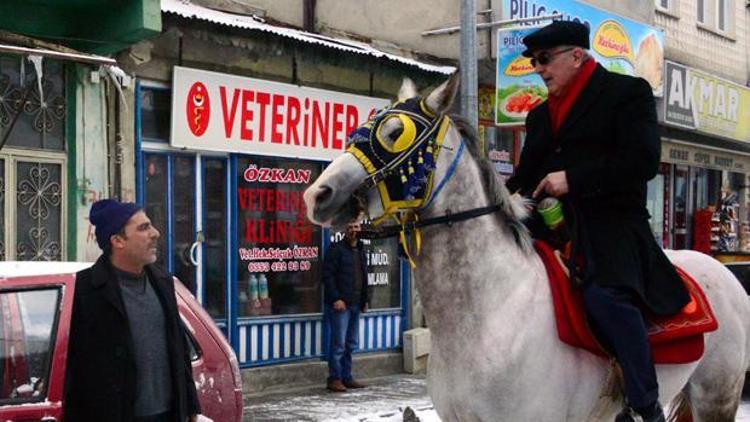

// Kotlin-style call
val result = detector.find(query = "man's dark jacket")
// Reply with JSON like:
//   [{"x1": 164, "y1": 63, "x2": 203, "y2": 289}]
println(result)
[
  {"x1": 322, "y1": 240, "x2": 372, "y2": 310},
  {"x1": 64, "y1": 255, "x2": 201, "y2": 421},
  {"x1": 507, "y1": 63, "x2": 690, "y2": 316}
]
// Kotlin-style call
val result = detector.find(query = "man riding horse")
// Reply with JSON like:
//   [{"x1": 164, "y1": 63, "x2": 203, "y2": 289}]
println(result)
[{"x1": 506, "y1": 21, "x2": 690, "y2": 422}]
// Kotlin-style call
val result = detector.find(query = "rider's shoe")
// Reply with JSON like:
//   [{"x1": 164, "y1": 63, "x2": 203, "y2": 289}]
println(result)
[{"x1": 615, "y1": 402, "x2": 665, "y2": 422}]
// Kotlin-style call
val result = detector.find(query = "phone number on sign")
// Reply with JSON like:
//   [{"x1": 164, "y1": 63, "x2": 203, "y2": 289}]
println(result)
[{"x1": 247, "y1": 260, "x2": 312, "y2": 273}]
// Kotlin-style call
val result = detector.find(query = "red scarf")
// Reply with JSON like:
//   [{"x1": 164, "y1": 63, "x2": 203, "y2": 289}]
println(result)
[{"x1": 547, "y1": 59, "x2": 597, "y2": 135}]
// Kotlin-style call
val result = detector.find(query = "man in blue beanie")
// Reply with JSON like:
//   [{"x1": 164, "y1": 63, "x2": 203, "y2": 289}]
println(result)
[{"x1": 64, "y1": 199, "x2": 201, "y2": 422}]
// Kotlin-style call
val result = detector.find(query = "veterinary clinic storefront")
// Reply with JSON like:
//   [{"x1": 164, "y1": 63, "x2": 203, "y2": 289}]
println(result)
[
  {"x1": 137, "y1": 65, "x2": 412, "y2": 368},
  {"x1": 132, "y1": 0, "x2": 455, "y2": 369},
  {"x1": 650, "y1": 61, "x2": 750, "y2": 255}
]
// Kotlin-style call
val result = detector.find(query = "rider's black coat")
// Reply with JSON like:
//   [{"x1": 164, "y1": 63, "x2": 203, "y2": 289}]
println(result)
[{"x1": 507, "y1": 63, "x2": 690, "y2": 316}]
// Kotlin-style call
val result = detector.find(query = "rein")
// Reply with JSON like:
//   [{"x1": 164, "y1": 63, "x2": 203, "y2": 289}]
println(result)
[
  {"x1": 360, "y1": 204, "x2": 503, "y2": 240},
  {"x1": 346, "y1": 99, "x2": 505, "y2": 266}
]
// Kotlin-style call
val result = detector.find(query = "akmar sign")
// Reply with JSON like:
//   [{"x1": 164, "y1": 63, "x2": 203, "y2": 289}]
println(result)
[
  {"x1": 664, "y1": 61, "x2": 750, "y2": 143},
  {"x1": 171, "y1": 66, "x2": 390, "y2": 161}
]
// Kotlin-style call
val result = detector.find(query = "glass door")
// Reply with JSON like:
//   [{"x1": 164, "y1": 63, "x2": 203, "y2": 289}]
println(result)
[{"x1": 141, "y1": 152, "x2": 230, "y2": 330}]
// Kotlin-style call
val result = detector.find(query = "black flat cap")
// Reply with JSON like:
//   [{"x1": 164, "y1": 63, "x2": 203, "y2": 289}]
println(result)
[{"x1": 522, "y1": 20, "x2": 590, "y2": 57}]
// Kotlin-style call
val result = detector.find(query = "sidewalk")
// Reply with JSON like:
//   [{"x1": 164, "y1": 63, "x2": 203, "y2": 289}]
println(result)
[
  {"x1": 243, "y1": 374, "x2": 440, "y2": 422},
  {"x1": 243, "y1": 374, "x2": 750, "y2": 422}
]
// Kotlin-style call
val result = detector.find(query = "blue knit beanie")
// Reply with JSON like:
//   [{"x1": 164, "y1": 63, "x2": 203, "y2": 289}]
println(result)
[{"x1": 89, "y1": 199, "x2": 142, "y2": 250}]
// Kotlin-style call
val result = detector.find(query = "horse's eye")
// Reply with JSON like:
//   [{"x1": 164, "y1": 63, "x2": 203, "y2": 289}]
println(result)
[
  {"x1": 377, "y1": 114, "x2": 415, "y2": 153},
  {"x1": 378, "y1": 116, "x2": 403, "y2": 143}
]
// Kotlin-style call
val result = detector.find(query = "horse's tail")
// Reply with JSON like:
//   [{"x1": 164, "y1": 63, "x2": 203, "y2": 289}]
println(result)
[{"x1": 666, "y1": 391, "x2": 692, "y2": 422}]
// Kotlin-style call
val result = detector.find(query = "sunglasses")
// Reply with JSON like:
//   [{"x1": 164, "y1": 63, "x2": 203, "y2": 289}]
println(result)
[{"x1": 530, "y1": 47, "x2": 575, "y2": 67}]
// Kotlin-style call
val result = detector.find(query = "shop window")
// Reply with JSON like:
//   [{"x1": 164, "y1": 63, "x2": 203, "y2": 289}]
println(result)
[
  {"x1": 172, "y1": 156, "x2": 196, "y2": 293},
  {"x1": 483, "y1": 127, "x2": 517, "y2": 180},
  {"x1": 140, "y1": 88, "x2": 170, "y2": 142},
  {"x1": 16, "y1": 162, "x2": 63, "y2": 261},
  {"x1": 364, "y1": 237, "x2": 402, "y2": 309},
  {"x1": 647, "y1": 172, "x2": 665, "y2": 246},
  {"x1": 673, "y1": 165, "x2": 689, "y2": 249},
  {"x1": 0, "y1": 56, "x2": 65, "y2": 151},
  {"x1": 144, "y1": 154, "x2": 169, "y2": 266},
  {"x1": 0, "y1": 288, "x2": 60, "y2": 404},
  {"x1": 0, "y1": 55, "x2": 67, "y2": 262},
  {"x1": 236, "y1": 156, "x2": 322, "y2": 317},
  {"x1": 0, "y1": 157, "x2": 66, "y2": 261},
  {"x1": 204, "y1": 158, "x2": 227, "y2": 319}
]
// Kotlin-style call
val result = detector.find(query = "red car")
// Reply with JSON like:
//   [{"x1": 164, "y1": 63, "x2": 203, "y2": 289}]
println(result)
[{"x1": 0, "y1": 262, "x2": 243, "y2": 422}]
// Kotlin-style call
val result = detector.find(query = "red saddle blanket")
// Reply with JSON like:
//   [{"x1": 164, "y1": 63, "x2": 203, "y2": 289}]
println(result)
[{"x1": 534, "y1": 241, "x2": 719, "y2": 363}]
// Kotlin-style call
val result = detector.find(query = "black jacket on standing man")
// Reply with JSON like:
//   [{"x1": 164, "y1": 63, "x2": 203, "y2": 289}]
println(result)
[
  {"x1": 64, "y1": 255, "x2": 201, "y2": 421},
  {"x1": 322, "y1": 240, "x2": 372, "y2": 310},
  {"x1": 506, "y1": 63, "x2": 690, "y2": 316}
]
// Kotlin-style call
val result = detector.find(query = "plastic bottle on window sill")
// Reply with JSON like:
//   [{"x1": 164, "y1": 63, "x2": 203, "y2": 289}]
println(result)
[
  {"x1": 248, "y1": 274, "x2": 260, "y2": 309},
  {"x1": 258, "y1": 274, "x2": 269, "y2": 300}
]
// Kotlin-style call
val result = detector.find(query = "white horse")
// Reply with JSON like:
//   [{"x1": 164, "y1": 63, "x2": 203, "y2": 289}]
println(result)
[{"x1": 304, "y1": 75, "x2": 750, "y2": 421}]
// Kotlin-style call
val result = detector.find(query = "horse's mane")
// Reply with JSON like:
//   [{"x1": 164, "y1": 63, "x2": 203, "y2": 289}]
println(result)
[{"x1": 451, "y1": 115, "x2": 533, "y2": 254}]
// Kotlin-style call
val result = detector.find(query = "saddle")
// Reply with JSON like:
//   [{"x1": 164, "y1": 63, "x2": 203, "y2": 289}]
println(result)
[{"x1": 534, "y1": 241, "x2": 718, "y2": 363}]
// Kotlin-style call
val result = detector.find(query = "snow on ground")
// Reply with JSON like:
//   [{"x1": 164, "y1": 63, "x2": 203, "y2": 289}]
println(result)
[{"x1": 246, "y1": 374, "x2": 750, "y2": 421}]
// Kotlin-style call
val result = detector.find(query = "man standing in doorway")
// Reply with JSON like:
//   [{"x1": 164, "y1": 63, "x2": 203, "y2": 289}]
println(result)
[
  {"x1": 506, "y1": 21, "x2": 690, "y2": 422},
  {"x1": 65, "y1": 199, "x2": 201, "y2": 421},
  {"x1": 323, "y1": 221, "x2": 372, "y2": 392}
]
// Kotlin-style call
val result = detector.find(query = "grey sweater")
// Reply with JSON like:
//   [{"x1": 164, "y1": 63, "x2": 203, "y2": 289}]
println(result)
[{"x1": 117, "y1": 269, "x2": 174, "y2": 417}]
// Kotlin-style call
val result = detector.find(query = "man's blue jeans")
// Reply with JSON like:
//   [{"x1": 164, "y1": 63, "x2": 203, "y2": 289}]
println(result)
[{"x1": 327, "y1": 305, "x2": 360, "y2": 382}]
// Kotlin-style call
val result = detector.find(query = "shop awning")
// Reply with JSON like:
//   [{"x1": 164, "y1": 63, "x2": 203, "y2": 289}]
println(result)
[
  {"x1": 161, "y1": 0, "x2": 455, "y2": 75},
  {"x1": 0, "y1": 0, "x2": 161, "y2": 54}
]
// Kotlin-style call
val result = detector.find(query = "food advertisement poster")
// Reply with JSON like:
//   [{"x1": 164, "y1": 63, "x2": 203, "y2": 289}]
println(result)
[{"x1": 496, "y1": 0, "x2": 665, "y2": 125}]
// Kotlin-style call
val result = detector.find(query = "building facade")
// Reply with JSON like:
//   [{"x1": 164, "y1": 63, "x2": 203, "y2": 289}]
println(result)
[
  {"x1": 118, "y1": 0, "x2": 453, "y2": 376},
  {"x1": 0, "y1": 1, "x2": 157, "y2": 264},
  {"x1": 652, "y1": 0, "x2": 750, "y2": 256}
]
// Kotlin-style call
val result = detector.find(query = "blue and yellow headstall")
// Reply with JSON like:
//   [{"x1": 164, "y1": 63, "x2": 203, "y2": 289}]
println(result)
[
  {"x1": 346, "y1": 98, "x2": 450, "y2": 267},
  {"x1": 347, "y1": 97, "x2": 450, "y2": 225}
]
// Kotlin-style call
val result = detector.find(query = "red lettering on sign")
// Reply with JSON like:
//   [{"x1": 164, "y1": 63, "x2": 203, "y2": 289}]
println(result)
[
  {"x1": 286, "y1": 96, "x2": 301, "y2": 145},
  {"x1": 345, "y1": 105, "x2": 359, "y2": 140},
  {"x1": 332, "y1": 102, "x2": 344, "y2": 150},
  {"x1": 240, "y1": 90, "x2": 255, "y2": 141},
  {"x1": 220, "y1": 86, "x2": 241, "y2": 138},
  {"x1": 312, "y1": 100, "x2": 329, "y2": 148},
  {"x1": 256, "y1": 92, "x2": 270, "y2": 142},
  {"x1": 271, "y1": 94, "x2": 284, "y2": 144}
]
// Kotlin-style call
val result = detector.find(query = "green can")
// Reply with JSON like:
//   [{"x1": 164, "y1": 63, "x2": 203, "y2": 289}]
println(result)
[{"x1": 538, "y1": 197, "x2": 564, "y2": 229}]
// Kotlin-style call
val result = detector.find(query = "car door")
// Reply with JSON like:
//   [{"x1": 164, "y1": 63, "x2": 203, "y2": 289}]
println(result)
[{"x1": 0, "y1": 274, "x2": 74, "y2": 422}]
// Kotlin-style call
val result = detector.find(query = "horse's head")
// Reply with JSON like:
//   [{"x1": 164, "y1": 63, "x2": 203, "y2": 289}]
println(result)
[{"x1": 304, "y1": 73, "x2": 459, "y2": 228}]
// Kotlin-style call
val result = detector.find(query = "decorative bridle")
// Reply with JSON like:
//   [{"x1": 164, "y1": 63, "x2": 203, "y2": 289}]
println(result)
[{"x1": 346, "y1": 98, "x2": 503, "y2": 266}]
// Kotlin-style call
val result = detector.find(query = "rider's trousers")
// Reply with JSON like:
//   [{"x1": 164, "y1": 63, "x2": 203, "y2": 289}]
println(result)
[{"x1": 582, "y1": 284, "x2": 659, "y2": 409}]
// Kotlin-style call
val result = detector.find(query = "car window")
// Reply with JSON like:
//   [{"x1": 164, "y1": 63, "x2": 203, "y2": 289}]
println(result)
[
  {"x1": 185, "y1": 330, "x2": 200, "y2": 362},
  {"x1": 0, "y1": 288, "x2": 60, "y2": 404}
]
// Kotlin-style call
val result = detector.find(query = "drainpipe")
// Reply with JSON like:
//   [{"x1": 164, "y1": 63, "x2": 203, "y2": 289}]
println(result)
[
  {"x1": 303, "y1": 0, "x2": 317, "y2": 33},
  {"x1": 460, "y1": 0, "x2": 478, "y2": 129}
]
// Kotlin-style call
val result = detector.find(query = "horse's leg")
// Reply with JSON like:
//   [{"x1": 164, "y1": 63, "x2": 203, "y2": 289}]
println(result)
[
  {"x1": 682, "y1": 372, "x2": 744, "y2": 422},
  {"x1": 664, "y1": 251, "x2": 750, "y2": 422}
]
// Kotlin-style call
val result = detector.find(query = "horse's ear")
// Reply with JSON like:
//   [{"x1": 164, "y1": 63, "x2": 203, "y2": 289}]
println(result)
[
  {"x1": 398, "y1": 78, "x2": 418, "y2": 102},
  {"x1": 424, "y1": 72, "x2": 459, "y2": 115}
]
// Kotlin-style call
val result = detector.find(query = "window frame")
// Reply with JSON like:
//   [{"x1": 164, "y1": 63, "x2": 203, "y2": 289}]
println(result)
[
  {"x1": 717, "y1": 0, "x2": 728, "y2": 32},
  {"x1": 0, "y1": 148, "x2": 67, "y2": 261},
  {"x1": 655, "y1": 0, "x2": 680, "y2": 17}
]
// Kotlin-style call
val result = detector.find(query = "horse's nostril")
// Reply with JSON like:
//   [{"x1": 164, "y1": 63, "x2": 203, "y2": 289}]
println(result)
[{"x1": 316, "y1": 186, "x2": 333, "y2": 204}]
